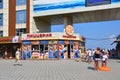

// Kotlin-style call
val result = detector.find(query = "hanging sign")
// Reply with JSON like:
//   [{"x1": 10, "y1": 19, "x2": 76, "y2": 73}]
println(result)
[{"x1": 27, "y1": 33, "x2": 52, "y2": 38}]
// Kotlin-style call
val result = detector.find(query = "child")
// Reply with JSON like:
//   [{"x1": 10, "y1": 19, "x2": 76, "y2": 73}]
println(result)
[
  {"x1": 102, "y1": 50, "x2": 109, "y2": 67},
  {"x1": 14, "y1": 48, "x2": 22, "y2": 66}
]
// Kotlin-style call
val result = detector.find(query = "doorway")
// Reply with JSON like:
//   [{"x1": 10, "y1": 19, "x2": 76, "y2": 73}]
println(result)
[
  {"x1": 40, "y1": 45, "x2": 48, "y2": 54},
  {"x1": 40, "y1": 45, "x2": 44, "y2": 53},
  {"x1": 64, "y1": 44, "x2": 73, "y2": 59}
]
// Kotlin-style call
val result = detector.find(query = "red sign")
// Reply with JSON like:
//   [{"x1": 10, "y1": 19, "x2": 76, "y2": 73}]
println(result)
[
  {"x1": 63, "y1": 35, "x2": 76, "y2": 38},
  {"x1": 0, "y1": 38, "x2": 12, "y2": 42},
  {"x1": 27, "y1": 33, "x2": 52, "y2": 38}
]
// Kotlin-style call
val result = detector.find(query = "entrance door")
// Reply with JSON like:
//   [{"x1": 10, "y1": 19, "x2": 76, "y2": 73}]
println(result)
[
  {"x1": 68, "y1": 44, "x2": 70, "y2": 58},
  {"x1": 64, "y1": 44, "x2": 73, "y2": 59},
  {"x1": 40, "y1": 45, "x2": 44, "y2": 53},
  {"x1": 40, "y1": 45, "x2": 48, "y2": 54}
]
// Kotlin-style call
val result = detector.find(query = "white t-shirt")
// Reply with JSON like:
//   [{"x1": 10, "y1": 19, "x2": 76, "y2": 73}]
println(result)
[
  {"x1": 102, "y1": 55, "x2": 108, "y2": 61},
  {"x1": 16, "y1": 51, "x2": 20, "y2": 59}
]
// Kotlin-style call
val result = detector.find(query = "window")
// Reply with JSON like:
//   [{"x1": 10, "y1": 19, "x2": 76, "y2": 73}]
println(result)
[
  {"x1": 16, "y1": 28, "x2": 26, "y2": 36},
  {"x1": 16, "y1": 0, "x2": 26, "y2": 6},
  {"x1": 0, "y1": 13, "x2": 3, "y2": 26},
  {"x1": 16, "y1": 10, "x2": 26, "y2": 24},
  {"x1": 0, "y1": 0, "x2": 3, "y2": 9},
  {"x1": 0, "y1": 31, "x2": 3, "y2": 37}
]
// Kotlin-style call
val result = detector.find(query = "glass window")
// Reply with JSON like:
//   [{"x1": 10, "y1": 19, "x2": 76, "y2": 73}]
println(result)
[
  {"x1": 16, "y1": 10, "x2": 26, "y2": 24},
  {"x1": 16, "y1": 0, "x2": 26, "y2": 6},
  {"x1": 32, "y1": 45, "x2": 40, "y2": 51},
  {"x1": 0, "y1": 31, "x2": 3, "y2": 37},
  {"x1": 16, "y1": 28, "x2": 26, "y2": 36},
  {"x1": 0, "y1": 13, "x2": 3, "y2": 26},
  {"x1": 0, "y1": 0, "x2": 3, "y2": 9}
]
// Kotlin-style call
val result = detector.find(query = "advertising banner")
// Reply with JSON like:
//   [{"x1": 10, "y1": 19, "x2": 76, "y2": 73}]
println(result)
[
  {"x1": 34, "y1": 0, "x2": 120, "y2": 15},
  {"x1": 34, "y1": 0, "x2": 85, "y2": 12}
]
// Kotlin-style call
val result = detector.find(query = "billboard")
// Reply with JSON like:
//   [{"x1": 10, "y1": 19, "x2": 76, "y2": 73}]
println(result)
[
  {"x1": 111, "y1": 0, "x2": 120, "y2": 3},
  {"x1": 86, "y1": 0, "x2": 111, "y2": 7},
  {"x1": 33, "y1": 0, "x2": 120, "y2": 15},
  {"x1": 34, "y1": 0, "x2": 85, "y2": 13}
]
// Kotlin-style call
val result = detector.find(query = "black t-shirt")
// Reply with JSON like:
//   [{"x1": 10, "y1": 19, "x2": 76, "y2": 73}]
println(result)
[{"x1": 94, "y1": 52, "x2": 100, "y2": 58}]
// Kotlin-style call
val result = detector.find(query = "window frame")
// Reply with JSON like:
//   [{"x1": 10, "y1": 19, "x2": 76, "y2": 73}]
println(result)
[
  {"x1": 16, "y1": 0, "x2": 26, "y2": 6},
  {"x1": 0, "y1": 0, "x2": 3, "y2": 9},
  {"x1": 16, "y1": 10, "x2": 26, "y2": 24},
  {"x1": 0, "y1": 13, "x2": 3, "y2": 26},
  {"x1": 16, "y1": 28, "x2": 26, "y2": 36}
]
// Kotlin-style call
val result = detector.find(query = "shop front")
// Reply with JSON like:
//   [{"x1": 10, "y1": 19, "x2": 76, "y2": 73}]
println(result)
[
  {"x1": 0, "y1": 36, "x2": 21, "y2": 59},
  {"x1": 21, "y1": 32, "x2": 85, "y2": 60}
]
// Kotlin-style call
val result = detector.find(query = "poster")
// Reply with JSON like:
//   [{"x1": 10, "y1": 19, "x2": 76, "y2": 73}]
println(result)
[{"x1": 34, "y1": 0, "x2": 85, "y2": 12}]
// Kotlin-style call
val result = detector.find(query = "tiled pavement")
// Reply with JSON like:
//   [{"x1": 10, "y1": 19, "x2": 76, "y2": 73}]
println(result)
[{"x1": 0, "y1": 59, "x2": 120, "y2": 80}]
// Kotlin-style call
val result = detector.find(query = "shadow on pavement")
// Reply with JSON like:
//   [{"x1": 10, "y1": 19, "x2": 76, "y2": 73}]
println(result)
[
  {"x1": 116, "y1": 61, "x2": 120, "y2": 63},
  {"x1": 87, "y1": 66, "x2": 94, "y2": 70}
]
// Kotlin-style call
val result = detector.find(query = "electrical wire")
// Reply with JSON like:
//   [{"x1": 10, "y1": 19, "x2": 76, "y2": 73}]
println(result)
[{"x1": 85, "y1": 36, "x2": 117, "y2": 41}]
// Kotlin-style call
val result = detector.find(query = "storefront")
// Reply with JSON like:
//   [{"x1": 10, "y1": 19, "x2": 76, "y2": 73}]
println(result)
[
  {"x1": 21, "y1": 32, "x2": 85, "y2": 60},
  {"x1": 0, "y1": 36, "x2": 21, "y2": 59}
]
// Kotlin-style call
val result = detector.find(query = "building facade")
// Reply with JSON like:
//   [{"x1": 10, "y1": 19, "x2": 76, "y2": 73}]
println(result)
[
  {"x1": 0, "y1": 0, "x2": 32, "y2": 59},
  {"x1": 0, "y1": 0, "x2": 120, "y2": 37},
  {"x1": 0, "y1": 0, "x2": 31, "y2": 37},
  {"x1": 0, "y1": 0, "x2": 85, "y2": 59}
]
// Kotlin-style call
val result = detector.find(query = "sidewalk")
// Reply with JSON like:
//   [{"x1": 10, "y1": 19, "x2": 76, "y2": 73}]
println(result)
[{"x1": 0, "y1": 59, "x2": 120, "y2": 80}]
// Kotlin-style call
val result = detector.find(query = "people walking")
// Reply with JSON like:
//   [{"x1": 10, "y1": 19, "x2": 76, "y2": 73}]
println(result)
[
  {"x1": 14, "y1": 48, "x2": 22, "y2": 66},
  {"x1": 93, "y1": 47, "x2": 102, "y2": 70}
]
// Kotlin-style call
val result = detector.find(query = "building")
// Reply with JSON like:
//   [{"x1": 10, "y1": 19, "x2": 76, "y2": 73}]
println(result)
[
  {"x1": 0, "y1": 0, "x2": 30, "y2": 59},
  {"x1": 0, "y1": 0, "x2": 120, "y2": 59},
  {"x1": 21, "y1": 25, "x2": 85, "y2": 60}
]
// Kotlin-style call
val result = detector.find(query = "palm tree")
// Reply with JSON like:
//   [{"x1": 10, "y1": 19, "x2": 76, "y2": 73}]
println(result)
[{"x1": 116, "y1": 34, "x2": 120, "y2": 58}]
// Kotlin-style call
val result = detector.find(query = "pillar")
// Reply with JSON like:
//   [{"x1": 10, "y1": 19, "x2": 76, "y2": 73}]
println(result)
[
  {"x1": 64, "y1": 15, "x2": 73, "y2": 27},
  {"x1": 9, "y1": 0, "x2": 16, "y2": 36},
  {"x1": 26, "y1": 0, "x2": 30, "y2": 33},
  {"x1": 34, "y1": 17, "x2": 51, "y2": 33}
]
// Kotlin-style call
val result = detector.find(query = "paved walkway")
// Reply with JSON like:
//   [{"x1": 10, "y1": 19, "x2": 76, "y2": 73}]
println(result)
[{"x1": 0, "y1": 59, "x2": 120, "y2": 80}]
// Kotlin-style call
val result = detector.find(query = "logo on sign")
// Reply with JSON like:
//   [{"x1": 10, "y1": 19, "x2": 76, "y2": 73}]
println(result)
[{"x1": 65, "y1": 25, "x2": 74, "y2": 36}]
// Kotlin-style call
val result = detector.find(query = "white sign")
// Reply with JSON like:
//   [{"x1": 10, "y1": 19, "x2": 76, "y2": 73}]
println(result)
[{"x1": 12, "y1": 36, "x2": 19, "y2": 43}]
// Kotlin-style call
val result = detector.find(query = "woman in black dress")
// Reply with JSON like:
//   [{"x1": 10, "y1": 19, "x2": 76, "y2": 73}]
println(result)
[{"x1": 93, "y1": 47, "x2": 102, "y2": 70}]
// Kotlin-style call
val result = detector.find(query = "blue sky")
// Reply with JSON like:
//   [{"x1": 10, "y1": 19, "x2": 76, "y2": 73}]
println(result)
[{"x1": 51, "y1": 20, "x2": 120, "y2": 49}]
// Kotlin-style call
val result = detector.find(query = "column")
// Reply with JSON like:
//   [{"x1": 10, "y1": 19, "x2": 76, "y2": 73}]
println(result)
[
  {"x1": 33, "y1": 17, "x2": 51, "y2": 33},
  {"x1": 64, "y1": 15, "x2": 73, "y2": 27},
  {"x1": 8, "y1": 0, "x2": 16, "y2": 36}
]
